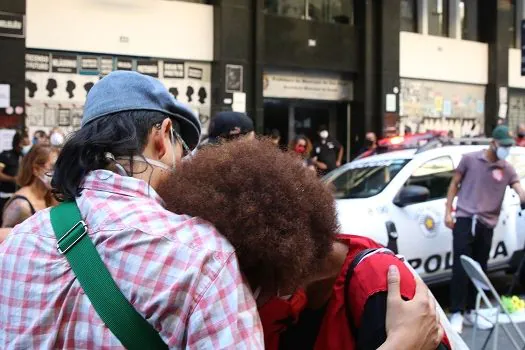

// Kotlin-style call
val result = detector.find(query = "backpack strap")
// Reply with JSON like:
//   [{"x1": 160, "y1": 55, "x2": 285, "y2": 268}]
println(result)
[
  {"x1": 343, "y1": 247, "x2": 394, "y2": 339},
  {"x1": 50, "y1": 201, "x2": 168, "y2": 350}
]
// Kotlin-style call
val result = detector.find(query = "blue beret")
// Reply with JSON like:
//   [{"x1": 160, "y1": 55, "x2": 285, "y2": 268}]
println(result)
[{"x1": 82, "y1": 71, "x2": 201, "y2": 149}]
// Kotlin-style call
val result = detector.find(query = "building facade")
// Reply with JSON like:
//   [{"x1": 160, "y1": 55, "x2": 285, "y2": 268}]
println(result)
[{"x1": 0, "y1": 0, "x2": 523, "y2": 158}]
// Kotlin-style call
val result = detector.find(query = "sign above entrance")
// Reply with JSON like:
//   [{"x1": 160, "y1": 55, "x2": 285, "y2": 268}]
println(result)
[
  {"x1": 263, "y1": 72, "x2": 352, "y2": 101},
  {"x1": 0, "y1": 12, "x2": 25, "y2": 38}
]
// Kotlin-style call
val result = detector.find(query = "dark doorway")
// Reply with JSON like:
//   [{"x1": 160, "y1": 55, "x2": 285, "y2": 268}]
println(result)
[
  {"x1": 263, "y1": 99, "x2": 289, "y2": 148},
  {"x1": 294, "y1": 105, "x2": 330, "y2": 143}
]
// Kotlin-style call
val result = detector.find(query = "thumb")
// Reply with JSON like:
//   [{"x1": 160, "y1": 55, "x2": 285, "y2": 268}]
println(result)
[{"x1": 387, "y1": 265, "x2": 401, "y2": 302}]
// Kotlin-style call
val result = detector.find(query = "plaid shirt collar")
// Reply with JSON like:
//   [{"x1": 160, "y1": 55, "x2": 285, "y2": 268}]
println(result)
[{"x1": 81, "y1": 169, "x2": 165, "y2": 206}]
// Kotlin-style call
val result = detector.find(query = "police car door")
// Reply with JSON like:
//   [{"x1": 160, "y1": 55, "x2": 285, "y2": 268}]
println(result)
[{"x1": 390, "y1": 156, "x2": 455, "y2": 281}]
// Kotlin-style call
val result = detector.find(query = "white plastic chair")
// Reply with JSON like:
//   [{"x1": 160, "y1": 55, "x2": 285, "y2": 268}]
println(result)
[{"x1": 460, "y1": 255, "x2": 525, "y2": 350}]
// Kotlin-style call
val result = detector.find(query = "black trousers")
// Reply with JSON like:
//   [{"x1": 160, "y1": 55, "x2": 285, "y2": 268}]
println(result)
[{"x1": 450, "y1": 217, "x2": 494, "y2": 313}]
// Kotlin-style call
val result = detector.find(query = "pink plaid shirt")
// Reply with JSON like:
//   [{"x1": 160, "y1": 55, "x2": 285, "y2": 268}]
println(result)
[{"x1": 0, "y1": 170, "x2": 263, "y2": 349}]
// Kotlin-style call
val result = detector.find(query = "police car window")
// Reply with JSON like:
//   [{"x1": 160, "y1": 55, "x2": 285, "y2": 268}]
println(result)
[
  {"x1": 508, "y1": 154, "x2": 525, "y2": 179},
  {"x1": 329, "y1": 159, "x2": 409, "y2": 199},
  {"x1": 406, "y1": 156, "x2": 454, "y2": 201}
]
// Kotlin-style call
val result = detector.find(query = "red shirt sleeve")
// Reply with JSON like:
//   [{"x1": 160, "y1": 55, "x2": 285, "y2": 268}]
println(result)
[
  {"x1": 348, "y1": 252, "x2": 450, "y2": 349},
  {"x1": 348, "y1": 252, "x2": 415, "y2": 328}
]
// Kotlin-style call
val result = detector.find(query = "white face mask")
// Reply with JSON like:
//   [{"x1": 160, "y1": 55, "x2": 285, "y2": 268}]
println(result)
[
  {"x1": 50, "y1": 133, "x2": 65, "y2": 146},
  {"x1": 319, "y1": 130, "x2": 329, "y2": 139},
  {"x1": 496, "y1": 146, "x2": 510, "y2": 160},
  {"x1": 21, "y1": 145, "x2": 32, "y2": 155}
]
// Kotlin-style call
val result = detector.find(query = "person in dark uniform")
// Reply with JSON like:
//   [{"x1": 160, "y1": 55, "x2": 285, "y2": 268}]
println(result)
[
  {"x1": 312, "y1": 125, "x2": 343, "y2": 176},
  {"x1": 0, "y1": 132, "x2": 30, "y2": 226}
]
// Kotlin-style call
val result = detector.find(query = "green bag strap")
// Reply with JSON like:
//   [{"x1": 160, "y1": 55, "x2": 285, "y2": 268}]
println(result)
[{"x1": 50, "y1": 201, "x2": 168, "y2": 350}]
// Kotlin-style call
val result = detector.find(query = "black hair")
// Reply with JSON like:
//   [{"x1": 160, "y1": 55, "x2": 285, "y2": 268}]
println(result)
[
  {"x1": 12, "y1": 131, "x2": 23, "y2": 150},
  {"x1": 270, "y1": 129, "x2": 280, "y2": 139},
  {"x1": 34, "y1": 130, "x2": 47, "y2": 138},
  {"x1": 52, "y1": 110, "x2": 168, "y2": 201}
]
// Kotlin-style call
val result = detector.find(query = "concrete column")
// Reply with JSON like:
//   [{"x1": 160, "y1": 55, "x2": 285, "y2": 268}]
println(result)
[{"x1": 0, "y1": 0, "x2": 26, "y2": 129}]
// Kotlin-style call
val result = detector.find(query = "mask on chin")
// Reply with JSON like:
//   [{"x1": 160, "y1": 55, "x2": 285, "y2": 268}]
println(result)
[
  {"x1": 39, "y1": 173, "x2": 53, "y2": 189},
  {"x1": 127, "y1": 127, "x2": 178, "y2": 173}
]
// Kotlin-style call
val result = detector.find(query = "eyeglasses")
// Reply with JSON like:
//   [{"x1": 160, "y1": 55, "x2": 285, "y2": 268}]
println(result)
[
  {"x1": 154, "y1": 121, "x2": 190, "y2": 156},
  {"x1": 173, "y1": 129, "x2": 190, "y2": 156}
]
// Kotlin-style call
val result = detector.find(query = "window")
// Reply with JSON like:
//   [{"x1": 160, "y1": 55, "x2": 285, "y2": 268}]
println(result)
[
  {"x1": 459, "y1": 0, "x2": 478, "y2": 41},
  {"x1": 400, "y1": 0, "x2": 417, "y2": 32},
  {"x1": 406, "y1": 156, "x2": 454, "y2": 201},
  {"x1": 327, "y1": 159, "x2": 410, "y2": 199},
  {"x1": 265, "y1": 0, "x2": 353, "y2": 24},
  {"x1": 428, "y1": 0, "x2": 449, "y2": 37}
]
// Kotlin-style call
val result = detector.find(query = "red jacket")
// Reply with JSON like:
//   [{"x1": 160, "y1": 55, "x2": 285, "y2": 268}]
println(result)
[{"x1": 260, "y1": 234, "x2": 450, "y2": 349}]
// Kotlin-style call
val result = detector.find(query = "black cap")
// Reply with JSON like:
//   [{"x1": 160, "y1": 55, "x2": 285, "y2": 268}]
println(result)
[{"x1": 208, "y1": 112, "x2": 254, "y2": 142}]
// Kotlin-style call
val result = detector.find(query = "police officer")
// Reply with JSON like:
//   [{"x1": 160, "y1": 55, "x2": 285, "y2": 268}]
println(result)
[{"x1": 312, "y1": 125, "x2": 343, "y2": 176}]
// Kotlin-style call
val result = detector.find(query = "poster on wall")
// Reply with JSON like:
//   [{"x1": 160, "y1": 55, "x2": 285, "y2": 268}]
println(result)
[
  {"x1": 100, "y1": 57, "x2": 114, "y2": 76},
  {"x1": 399, "y1": 78, "x2": 485, "y2": 137},
  {"x1": 0, "y1": 84, "x2": 10, "y2": 108},
  {"x1": 136, "y1": 60, "x2": 159, "y2": 77},
  {"x1": 164, "y1": 60, "x2": 184, "y2": 78},
  {"x1": 116, "y1": 58, "x2": 133, "y2": 71},
  {"x1": 225, "y1": 64, "x2": 243, "y2": 93},
  {"x1": 25, "y1": 50, "x2": 212, "y2": 139},
  {"x1": 51, "y1": 54, "x2": 77, "y2": 74},
  {"x1": 79, "y1": 56, "x2": 99, "y2": 75},
  {"x1": 160, "y1": 61, "x2": 211, "y2": 134},
  {"x1": 26, "y1": 52, "x2": 50, "y2": 72},
  {"x1": 0, "y1": 12, "x2": 25, "y2": 39}
]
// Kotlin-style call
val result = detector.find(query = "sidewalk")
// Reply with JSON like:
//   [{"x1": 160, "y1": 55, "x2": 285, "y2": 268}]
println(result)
[
  {"x1": 461, "y1": 322, "x2": 525, "y2": 349},
  {"x1": 431, "y1": 271, "x2": 525, "y2": 349}
]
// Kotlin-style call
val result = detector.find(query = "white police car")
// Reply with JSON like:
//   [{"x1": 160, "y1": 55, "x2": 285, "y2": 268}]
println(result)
[{"x1": 324, "y1": 140, "x2": 525, "y2": 284}]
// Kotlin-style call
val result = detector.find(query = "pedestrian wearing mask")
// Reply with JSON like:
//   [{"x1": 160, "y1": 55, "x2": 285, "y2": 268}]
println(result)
[
  {"x1": 446, "y1": 125, "x2": 525, "y2": 333},
  {"x1": 516, "y1": 124, "x2": 525, "y2": 147},
  {"x1": 312, "y1": 125, "x2": 343, "y2": 176},
  {"x1": 289, "y1": 134, "x2": 316, "y2": 172},
  {"x1": 0, "y1": 71, "x2": 262, "y2": 349},
  {"x1": 49, "y1": 127, "x2": 66, "y2": 147},
  {"x1": 0, "y1": 132, "x2": 31, "y2": 226},
  {"x1": 1, "y1": 145, "x2": 58, "y2": 228}
]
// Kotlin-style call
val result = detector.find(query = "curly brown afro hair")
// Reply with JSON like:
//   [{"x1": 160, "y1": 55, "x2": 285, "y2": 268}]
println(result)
[{"x1": 158, "y1": 138, "x2": 338, "y2": 291}]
